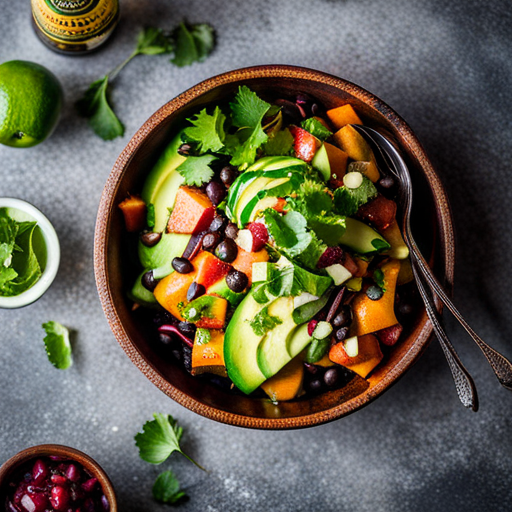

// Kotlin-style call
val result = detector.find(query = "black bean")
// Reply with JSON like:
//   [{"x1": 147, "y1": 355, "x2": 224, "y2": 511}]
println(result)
[
  {"x1": 332, "y1": 306, "x2": 351, "y2": 327},
  {"x1": 182, "y1": 345, "x2": 192, "y2": 373},
  {"x1": 215, "y1": 239, "x2": 238, "y2": 263},
  {"x1": 311, "y1": 103, "x2": 320, "y2": 116},
  {"x1": 209, "y1": 214, "x2": 226, "y2": 232},
  {"x1": 220, "y1": 166, "x2": 238, "y2": 186},
  {"x1": 308, "y1": 379, "x2": 323, "y2": 392},
  {"x1": 140, "y1": 232, "x2": 162, "y2": 247},
  {"x1": 202, "y1": 232, "x2": 220, "y2": 251},
  {"x1": 206, "y1": 181, "x2": 226, "y2": 206},
  {"x1": 335, "y1": 327, "x2": 349, "y2": 342},
  {"x1": 187, "y1": 282, "x2": 206, "y2": 302},
  {"x1": 226, "y1": 269, "x2": 248, "y2": 293},
  {"x1": 178, "y1": 321, "x2": 196, "y2": 337},
  {"x1": 141, "y1": 270, "x2": 158, "y2": 291},
  {"x1": 158, "y1": 333, "x2": 173, "y2": 345},
  {"x1": 172, "y1": 257, "x2": 193, "y2": 274},
  {"x1": 379, "y1": 176, "x2": 395, "y2": 189},
  {"x1": 324, "y1": 368, "x2": 339, "y2": 387},
  {"x1": 224, "y1": 222, "x2": 239, "y2": 240}
]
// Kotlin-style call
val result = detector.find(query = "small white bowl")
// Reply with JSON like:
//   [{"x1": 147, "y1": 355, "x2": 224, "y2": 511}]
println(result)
[{"x1": 0, "y1": 198, "x2": 60, "y2": 309}]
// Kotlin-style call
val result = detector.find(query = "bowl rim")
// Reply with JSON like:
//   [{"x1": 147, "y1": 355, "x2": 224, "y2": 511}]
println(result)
[
  {"x1": 94, "y1": 64, "x2": 455, "y2": 429},
  {"x1": 0, "y1": 197, "x2": 60, "y2": 309},
  {"x1": 0, "y1": 444, "x2": 117, "y2": 510}
]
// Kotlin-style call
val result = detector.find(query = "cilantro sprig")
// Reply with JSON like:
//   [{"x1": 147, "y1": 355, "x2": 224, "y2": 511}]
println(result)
[
  {"x1": 152, "y1": 470, "x2": 187, "y2": 505},
  {"x1": 176, "y1": 155, "x2": 217, "y2": 186},
  {"x1": 135, "y1": 413, "x2": 205, "y2": 470},
  {"x1": 42, "y1": 321, "x2": 73, "y2": 370},
  {"x1": 77, "y1": 23, "x2": 215, "y2": 140}
]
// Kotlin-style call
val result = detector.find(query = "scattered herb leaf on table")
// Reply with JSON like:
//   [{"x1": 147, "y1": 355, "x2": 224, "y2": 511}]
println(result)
[{"x1": 42, "y1": 321, "x2": 73, "y2": 370}]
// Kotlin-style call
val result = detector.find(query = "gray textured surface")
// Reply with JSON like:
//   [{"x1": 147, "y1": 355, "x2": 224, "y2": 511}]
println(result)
[{"x1": 1, "y1": 0, "x2": 512, "y2": 510}]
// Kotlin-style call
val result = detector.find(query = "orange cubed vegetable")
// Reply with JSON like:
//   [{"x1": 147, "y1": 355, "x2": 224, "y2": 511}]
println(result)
[
  {"x1": 332, "y1": 125, "x2": 380, "y2": 182},
  {"x1": 167, "y1": 186, "x2": 214, "y2": 235},
  {"x1": 382, "y1": 220, "x2": 410, "y2": 260},
  {"x1": 194, "y1": 296, "x2": 228, "y2": 329},
  {"x1": 153, "y1": 270, "x2": 196, "y2": 321},
  {"x1": 193, "y1": 250, "x2": 232, "y2": 289},
  {"x1": 324, "y1": 141, "x2": 348, "y2": 183},
  {"x1": 261, "y1": 355, "x2": 304, "y2": 402},
  {"x1": 231, "y1": 247, "x2": 269, "y2": 286},
  {"x1": 326, "y1": 104, "x2": 363, "y2": 130},
  {"x1": 352, "y1": 259, "x2": 401, "y2": 336},
  {"x1": 329, "y1": 334, "x2": 383, "y2": 378},
  {"x1": 191, "y1": 329, "x2": 227, "y2": 377},
  {"x1": 118, "y1": 195, "x2": 146, "y2": 232},
  {"x1": 312, "y1": 116, "x2": 331, "y2": 130}
]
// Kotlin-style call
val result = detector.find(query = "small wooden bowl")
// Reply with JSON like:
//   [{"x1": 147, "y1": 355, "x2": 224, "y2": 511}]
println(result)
[
  {"x1": 0, "y1": 444, "x2": 117, "y2": 510},
  {"x1": 94, "y1": 65, "x2": 454, "y2": 429}
]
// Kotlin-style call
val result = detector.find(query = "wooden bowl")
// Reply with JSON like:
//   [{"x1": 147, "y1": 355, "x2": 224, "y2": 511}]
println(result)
[
  {"x1": 94, "y1": 65, "x2": 454, "y2": 429},
  {"x1": 0, "y1": 444, "x2": 117, "y2": 510}
]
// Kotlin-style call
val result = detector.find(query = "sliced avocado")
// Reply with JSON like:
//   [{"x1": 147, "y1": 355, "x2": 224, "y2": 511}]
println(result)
[
  {"x1": 224, "y1": 291, "x2": 268, "y2": 394},
  {"x1": 311, "y1": 143, "x2": 330, "y2": 181},
  {"x1": 141, "y1": 133, "x2": 186, "y2": 232},
  {"x1": 138, "y1": 232, "x2": 191, "y2": 279},
  {"x1": 207, "y1": 277, "x2": 246, "y2": 307},
  {"x1": 234, "y1": 176, "x2": 274, "y2": 224},
  {"x1": 128, "y1": 271, "x2": 158, "y2": 308},
  {"x1": 339, "y1": 218, "x2": 390, "y2": 254},
  {"x1": 287, "y1": 323, "x2": 314, "y2": 358},
  {"x1": 256, "y1": 297, "x2": 299, "y2": 378}
]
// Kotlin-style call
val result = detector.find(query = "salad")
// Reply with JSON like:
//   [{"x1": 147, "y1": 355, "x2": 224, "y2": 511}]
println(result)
[{"x1": 120, "y1": 86, "x2": 415, "y2": 403}]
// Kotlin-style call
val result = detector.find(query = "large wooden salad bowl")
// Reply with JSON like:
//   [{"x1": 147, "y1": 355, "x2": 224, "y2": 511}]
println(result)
[{"x1": 94, "y1": 65, "x2": 454, "y2": 429}]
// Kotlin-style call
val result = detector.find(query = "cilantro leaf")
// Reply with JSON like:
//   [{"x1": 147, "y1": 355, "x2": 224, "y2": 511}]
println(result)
[
  {"x1": 373, "y1": 268, "x2": 386, "y2": 292},
  {"x1": 136, "y1": 27, "x2": 173, "y2": 55},
  {"x1": 289, "y1": 179, "x2": 333, "y2": 219},
  {"x1": 135, "y1": 413, "x2": 204, "y2": 470},
  {"x1": 228, "y1": 86, "x2": 271, "y2": 167},
  {"x1": 0, "y1": 209, "x2": 18, "y2": 269},
  {"x1": 183, "y1": 106, "x2": 226, "y2": 153},
  {"x1": 333, "y1": 176, "x2": 378, "y2": 216},
  {"x1": 263, "y1": 128, "x2": 294, "y2": 156},
  {"x1": 152, "y1": 470, "x2": 187, "y2": 505},
  {"x1": 76, "y1": 76, "x2": 125, "y2": 141},
  {"x1": 42, "y1": 322, "x2": 73, "y2": 370},
  {"x1": 301, "y1": 118, "x2": 332, "y2": 141},
  {"x1": 249, "y1": 305, "x2": 283, "y2": 336},
  {"x1": 296, "y1": 230, "x2": 327, "y2": 271},
  {"x1": 371, "y1": 238, "x2": 391, "y2": 253},
  {"x1": 263, "y1": 209, "x2": 312, "y2": 257},
  {"x1": 172, "y1": 22, "x2": 215, "y2": 67},
  {"x1": 176, "y1": 155, "x2": 216, "y2": 186},
  {"x1": 307, "y1": 214, "x2": 346, "y2": 246}
]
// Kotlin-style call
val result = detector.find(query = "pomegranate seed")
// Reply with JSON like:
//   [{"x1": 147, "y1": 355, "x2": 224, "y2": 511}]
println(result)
[
  {"x1": 65, "y1": 464, "x2": 80, "y2": 482},
  {"x1": 32, "y1": 460, "x2": 48, "y2": 484},
  {"x1": 247, "y1": 222, "x2": 269, "y2": 252},
  {"x1": 81, "y1": 478, "x2": 98, "y2": 493},
  {"x1": 51, "y1": 475, "x2": 67, "y2": 485},
  {"x1": 50, "y1": 485, "x2": 70, "y2": 511}
]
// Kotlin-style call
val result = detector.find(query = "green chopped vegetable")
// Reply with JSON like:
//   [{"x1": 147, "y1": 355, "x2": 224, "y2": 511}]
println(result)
[
  {"x1": 373, "y1": 268, "x2": 386, "y2": 292},
  {"x1": 176, "y1": 155, "x2": 216, "y2": 186},
  {"x1": 153, "y1": 470, "x2": 187, "y2": 504},
  {"x1": 305, "y1": 337, "x2": 330, "y2": 363},
  {"x1": 288, "y1": 179, "x2": 333, "y2": 219},
  {"x1": 301, "y1": 117, "x2": 332, "y2": 141},
  {"x1": 249, "y1": 305, "x2": 283, "y2": 336},
  {"x1": 135, "y1": 413, "x2": 204, "y2": 470},
  {"x1": 183, "y1": 106, "x2": 226, "y2": 153},
  {"x1": 263, "y1": 128, "x2": 294, "y2": 156},
  {"x1": 333, "y1": 176, "x2": 378, "y2": 216},
  {"x1": 42, "y1": 321, "x2": 73, "y2": 370}
]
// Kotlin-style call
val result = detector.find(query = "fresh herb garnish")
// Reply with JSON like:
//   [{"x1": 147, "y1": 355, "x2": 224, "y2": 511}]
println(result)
[
  {"x1": 176, "y1": 155, "x2": 216, "y2": 186},
  {"x1": 183, "y1": 106, "x2": 226, "y2": 153},
  {"x1": 263, "y1": 128, "x2": 294, "y2": 156},
  {"x1": 195, "y1": 328, "x2": 211, "y2": 345},
  {"x1": 135, "y1": 413, "x2": 204, "y2": 470},
  {"x1": 249, "y1": 305, "x2": 283, "y2": 336},
  {"x1": 371, "y1": 238, "x2": 391, "y2": 253},
  {"x1": 307, "y1": 215, "x2": 346, "y2": 246},
  {"x1": 77, "y1": 23, "x2": 215, "y2": 140},
  {"x1": 288, "y1": 179, "x2": 333, "y2": 219},
  {"x1": 333, "y1": 176, "x2": 378, "y2": 216},
  {"x1": 263, "y1": 209, "x2": 312, "y2": 257},
  {"x1": 301, "y1": 118, "x2": 332, "y2": 141},
  {"x1": 147, "y1": 203, "x2": 156, "y2": 229},
  {"x1": 42, "y1": 321, "x2": 73, "y2": 370},
  {"x1": 373, "y1": 268, "x2": 386, "y2": 292},
  {"x1": 152, "y1": 470, "x2": 187, "y2": 504}
]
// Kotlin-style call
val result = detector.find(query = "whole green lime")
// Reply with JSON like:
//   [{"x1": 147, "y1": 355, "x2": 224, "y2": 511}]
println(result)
[{"x1": 0, "y1": 60, "x2": 64, "y2": 148}]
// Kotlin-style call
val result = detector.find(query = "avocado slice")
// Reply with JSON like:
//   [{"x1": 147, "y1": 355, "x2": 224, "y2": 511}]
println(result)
[
  {"x1": 141, "y1": 133, "x2": 186, "y2": 232},
  {"x1": 287, "y1": 323, "x2": 313, "y2": 358},
  {"x1": 256, "y1": 297, "x2": 300, "y2": 378},
  {"x1": 311, "y1": 143, "x2": 330, "y2": 181},
  {"x1": 339, "y1": 218, "x2": 390, "y2": 254},
  {"x1": 224, "y1": 291, "x2": 269, "y2": 394},
  {"x1": 138, "y1": 232, "x2": 191, "y2": 279}
]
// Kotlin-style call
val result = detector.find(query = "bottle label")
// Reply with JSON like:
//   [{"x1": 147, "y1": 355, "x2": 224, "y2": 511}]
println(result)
[{"x1": 32, "y1": 0, "x2": 119, "y2": 45}]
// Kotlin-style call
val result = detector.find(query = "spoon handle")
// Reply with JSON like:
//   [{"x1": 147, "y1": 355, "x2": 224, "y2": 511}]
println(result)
[
  {"x1": 411, "y1": 258, "x2": 478, "y2": 410},
  {"x1": 408, "y1": 235, "x2": 512, "y2": 390}
]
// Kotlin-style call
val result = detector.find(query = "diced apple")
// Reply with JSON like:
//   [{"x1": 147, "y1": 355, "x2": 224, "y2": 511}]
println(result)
[{"x1": 325, "y1": 263, "x2": 352, "y2": 286}]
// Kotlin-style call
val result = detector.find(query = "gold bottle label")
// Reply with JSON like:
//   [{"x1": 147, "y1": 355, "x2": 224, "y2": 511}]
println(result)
[{"x1": 32, "y1": 0, "x2": 119, "y2": 48}]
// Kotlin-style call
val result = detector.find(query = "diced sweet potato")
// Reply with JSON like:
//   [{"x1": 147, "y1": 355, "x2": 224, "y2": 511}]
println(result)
[
  {"x1": 194, "y1": 296, "x2": 228, "y2": 329},
  {"x1": 324, "y1": 141, "x2": 348, "y2": 183},
  {"x1": 332, "y1": 125, "x2": 380, "y2": 182},
  {"x1": 191, "y1": 329, "x2": 227, "y2": 377},
  {"x1": 167, "y1": 186, "x2": 214, "y2": 234},
  {"x1": 192, "y1": 250, "x2": 232, "y2": 289},
  {"x1": 326, "y1": 104, "x2": 363, "y2": 130},
  {"x1": 153, "y1": 270, "x2": 196, "y2": 321},
  {"x1": 118, "y1": 195, "x2": 146, "y2": 232},
  {"x1": 231, "y1": 247, "x2": 269, "y2": 285},
  {"x1": 352, "y1": 259, "x2": 401, "y2": 336},
  {"x1": 329, "y1": 334, "x2": 383, "y2": 378},
  {"x1": 261, "y1": 356, "x2": 304, "y2": 402},
  {"x1": 357, "y1": 194, "x2": 397, "y2": 230}
]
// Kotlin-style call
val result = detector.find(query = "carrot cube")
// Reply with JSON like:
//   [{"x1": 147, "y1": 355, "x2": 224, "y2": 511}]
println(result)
[
  {"x1": 167, "y1": 186, "x2": 214, "y2": 234},
  {"x1": 118, "y1": 195, "x2": 146, "y2": 232},
  {"x1": 326, "y1": 104, "x2": 363, "y2": 130}
]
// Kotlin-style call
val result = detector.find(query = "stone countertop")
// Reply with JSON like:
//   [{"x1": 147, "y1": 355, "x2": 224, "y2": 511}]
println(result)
[{"x1": 1, "y1": 1, "x2": 512, "y2": 511}]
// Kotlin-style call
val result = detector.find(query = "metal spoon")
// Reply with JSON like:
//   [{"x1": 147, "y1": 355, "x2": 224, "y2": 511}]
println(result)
[{"x1": 352, "y1": 124, "x2": 512, "y2": 407}]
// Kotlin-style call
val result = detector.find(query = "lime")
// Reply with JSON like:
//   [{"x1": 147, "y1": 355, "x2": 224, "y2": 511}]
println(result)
[{"x1": 0, "y1": 60, "x2": 63, "y2": 148}]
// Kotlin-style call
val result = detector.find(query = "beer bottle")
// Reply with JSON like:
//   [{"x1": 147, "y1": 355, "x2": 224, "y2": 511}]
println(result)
[{"x1": 31, "y1": 0, "x2": 120, "y2": 55}]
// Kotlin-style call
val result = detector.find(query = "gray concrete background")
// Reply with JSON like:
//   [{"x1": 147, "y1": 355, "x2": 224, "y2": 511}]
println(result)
[{"x1": 1, "y1": 0, "x2": 512, "y2": 510}]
